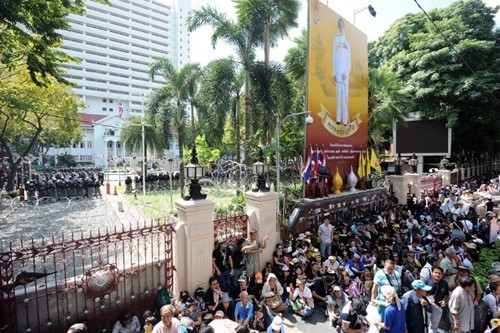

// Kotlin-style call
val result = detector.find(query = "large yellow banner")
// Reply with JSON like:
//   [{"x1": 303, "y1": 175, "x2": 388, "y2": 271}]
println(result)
[{"x1": 306, "y1": 0, "x2": 368, "y2": 191}]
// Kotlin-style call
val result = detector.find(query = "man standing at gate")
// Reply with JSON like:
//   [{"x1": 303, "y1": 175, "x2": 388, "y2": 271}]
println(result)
[
  {"x1": 243, "y1": 229, "x2": 269, "y2": 278},
  {"x1": 318, "y1": 217, "x2": 333, "y2": 259},
  {"x1": 212, "y1": 237, "x2": 234, "y2": 293}
]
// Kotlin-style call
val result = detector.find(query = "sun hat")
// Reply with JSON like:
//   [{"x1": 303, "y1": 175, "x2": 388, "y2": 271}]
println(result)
[{"x1": 270, "y1": 315, "x2": 283, "y2": 330}]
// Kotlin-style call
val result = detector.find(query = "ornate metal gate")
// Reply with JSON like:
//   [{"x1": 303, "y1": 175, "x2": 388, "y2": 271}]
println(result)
[{"x1": 0, "y1": 220, "x2": 175, "y2": 333}]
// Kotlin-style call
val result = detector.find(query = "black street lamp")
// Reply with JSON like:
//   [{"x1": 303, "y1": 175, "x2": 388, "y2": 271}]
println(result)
[
  {"x1": 252, "y1": 147, "x2": 269, "y2": 192},
  {"x1": 409, "y1": 153, "x2": 418, "y2": 173},
  {"x1": 184, "y1": 145, "x2": 206, "y2": 201},
  {"x1": 395, "y1": 152, "x2": 404, "y2": 175}
]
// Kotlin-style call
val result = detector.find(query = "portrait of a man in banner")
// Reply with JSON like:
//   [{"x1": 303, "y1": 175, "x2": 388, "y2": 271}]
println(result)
[{"x1": 306, "y1": 0, "x2": 368, "y2": 183}]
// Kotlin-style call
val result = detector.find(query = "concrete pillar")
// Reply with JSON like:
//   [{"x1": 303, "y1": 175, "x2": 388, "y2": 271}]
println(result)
[
  {"x1": 174, "y1": 198, "x2": 215, "y2": 296},
  {"x1": 245, "y1": 191, "x2": 279, "y2": 271},
  {"x1": 438, "y1": 170, "x2": 451, "y2": 186},
  {"x1": 388, "y1": 173, "x2": 422, "y2": 206}
]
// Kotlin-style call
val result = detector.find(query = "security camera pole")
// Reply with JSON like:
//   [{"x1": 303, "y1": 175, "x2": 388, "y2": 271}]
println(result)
[{"x1": 275, "y1": 111, "x2": 313, "y2": 194}]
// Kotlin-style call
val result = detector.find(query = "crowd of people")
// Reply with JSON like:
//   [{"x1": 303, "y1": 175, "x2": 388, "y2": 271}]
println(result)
[{"x1": 68, "y1": 177, "x2": 500, "y2": 333}]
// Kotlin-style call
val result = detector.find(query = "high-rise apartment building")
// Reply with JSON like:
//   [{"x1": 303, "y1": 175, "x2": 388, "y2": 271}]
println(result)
[{"x1": 49, "y1": 0, "x2": 191, "y2": 166}]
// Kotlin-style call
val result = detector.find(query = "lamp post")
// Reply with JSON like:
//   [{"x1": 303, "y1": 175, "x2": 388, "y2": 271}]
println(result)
[
  {"x1": 184, "y1": 145, "x2": 206, "y2": 201},
  {"x1": 252, "y1": 147, "x2": 269, "y2": 192},
  {"x1": 395, "y1": 152, "x2": 404, "y2": 175},
  {"x1": 166, "y1": 151, "x2": 175, "y2": 212},
  {"x1": 132, "y1": 153, "x2": 137, "y2": 200},
  {"x1": 353, "y1": 4, "x2": 376, "y2": 25},
  {"x1": 276, "y1": 111, "x2": 313, "y2": 194},
  {"x1": 409, "y1": 153, "x2": 418, "y2": 173}
]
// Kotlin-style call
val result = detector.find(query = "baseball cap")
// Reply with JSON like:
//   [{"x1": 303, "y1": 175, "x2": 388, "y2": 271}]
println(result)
[
  {"x1": 282, "y1": 265, "x2": 290, "y2": 272},
  {"x1": 214, "y1": 310, "x2": 224, "y2": 318},
  {"x1": 491, "y1": 318, "x2": 500, "y2": 330},
  {"x1": 352, "y1": 299, "x2": 367, "y2": 316},
  {"x1": 334, "y1": 286, "x2": 342, "y2": 291},
  {"x1": 270, "y1": 315, "x2": 283, "y2": 330},
  {"x1": 412, "y1": 280, "x2": 432, "y2": 291}
]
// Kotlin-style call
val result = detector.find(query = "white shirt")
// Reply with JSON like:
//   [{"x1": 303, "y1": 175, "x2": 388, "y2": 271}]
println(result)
[{"x1": 318, "y1": 223, "x2": 333, "y2": 244}]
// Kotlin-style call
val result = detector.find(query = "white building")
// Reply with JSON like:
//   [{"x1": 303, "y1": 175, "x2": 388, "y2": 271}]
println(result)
[{"x1": 49, "y1": 0, "x2": 191, "y2": 167}]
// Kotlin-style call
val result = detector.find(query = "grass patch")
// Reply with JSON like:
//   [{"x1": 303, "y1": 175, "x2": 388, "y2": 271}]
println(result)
[{"x1": 118, "y1": 185, "x2": 241, "y2": 219}]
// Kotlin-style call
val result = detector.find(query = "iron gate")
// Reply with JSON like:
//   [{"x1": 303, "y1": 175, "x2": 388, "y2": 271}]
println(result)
[{"x1": 0, "y1": 219, "x2": 175, "y2": 333}]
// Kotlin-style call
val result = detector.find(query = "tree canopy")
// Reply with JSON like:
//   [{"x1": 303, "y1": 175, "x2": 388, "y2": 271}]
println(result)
[{"x1": 369, "y1": 0, "x2": 500, "y2": 158}]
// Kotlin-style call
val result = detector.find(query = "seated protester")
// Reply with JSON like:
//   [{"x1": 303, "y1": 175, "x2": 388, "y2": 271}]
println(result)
[
  {"x1": 272, "y1": 244, "x2": 287, "y2": 276},
  {"x1": 361, "y1": 267, "x2": 373, "y2": 300},
  {"x1": 360, "y1": 249, "x2": 376, "y2": 269},
  {"x1": 194, "y1": 287, "x2": 208, "y2": 319},
  {"x1": 289, "y1": 278, "x2": 314, "y2": 318},
  {"x1": 311, "y1": 275, "x2": 334, "y2": 316},
  {"x1": 232, "y1": 274, "x2": 256, "y2": 303},
  {"x1": 346, "y1": 253, "x2": 365, "y2": 278},
  {"x1": 262, "y1": 273, "x2": 286, "y2": 314},
  {"x1": 204, "y1": 276, "x2": 223, "y2": 315},
  {"x1": 261, "y1": 262, "x2": 274, "y2": 282},
  {"x1": 330, "y1": 286, "x2": 349, "y2": 328},
  {"x1": 293, "y1": 264, "x2": 306, "y2": 284},
  {"x1": 305, "y1": 261, "x2": 322, "y2": 285},
  {"x1": 234, "y1": 291, "x2": 254, "y2": 328},
  {"x1": 340, "y1": 298, "x2": 369, "y2": 333},
  {"x1": 219, "y1": 293, "x2": 235, "y2": 321},
  {"x1": 278, "y1": 265, "x2": 294, "y2": 298},
  {"x1": 112, "y1": 310, "x2": 141, "y2": 333},
  {"x1": 249, "y1": 271, "x2": 265, "y2": 301},
  {"x1": 312, "y1": 253, "x2": 326, "y2": 275},
  {"x1": 182, "y1": 299, "x2": 202, "y2": 330},
  {"x1": 67, "y1": 323, "x2": 87, "y2": 333},
  {"x1": 266, "y1": 315, "x2": 286, "y2": 333},
  {"x1": 338, "y1": 269, "x2": 351, "y2": 295},
  {"x1": 323, "y1": 256, "x2": 340, "y2": 274},
  {"x1": 250, "y1": 304, "x2": 267, "y2": 333},
  {"x1": 143, "y1": 317, "x2": 157, "y2": 333}
]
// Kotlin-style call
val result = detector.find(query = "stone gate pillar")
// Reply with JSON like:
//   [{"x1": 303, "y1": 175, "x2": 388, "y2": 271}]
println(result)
[
  {"x1": 388, "y1": 173, "x2": 422, "y2": 206},
  {"x1": 174, "y1": 198, "x2": 215, "y2": 296},
  {"x1": 245, "y1": 191, "x2": 279, "y2": 271}
]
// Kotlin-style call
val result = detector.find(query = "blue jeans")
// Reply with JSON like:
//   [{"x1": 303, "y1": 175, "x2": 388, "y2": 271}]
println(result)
[
  {"x1": 232, "y1": 267, "x2": 244, "y2": 288},
  {"x1": 219, "y1": 270, "x2": 232, "y2": 293},
  {"x1": 320, "y1": 242, "x2": 331, "y2": 259}
]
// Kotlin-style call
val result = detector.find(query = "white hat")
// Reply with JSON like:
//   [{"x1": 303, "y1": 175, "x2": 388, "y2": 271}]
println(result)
[
  {"x1": 214, "y1": 310, "x2": 224, "y2": 318},
  {"x1": 270, "y1": 315, "x2": 283, "y2": 330},
  {"x1": 333, "y1": 286, "x2": 341, "y2": 291}
]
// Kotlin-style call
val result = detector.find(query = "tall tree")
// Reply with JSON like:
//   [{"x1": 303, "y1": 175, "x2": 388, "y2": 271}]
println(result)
[
  {"x1": 0, "y1": 0, "x2": 109, "y2": 85},
  {"x1": 148, "y1": 58, "x2": 200, "y2": 198},
  {"x1": 368, "y1": 67, "x2": 411, "y2": 152},
  {"x1": 0, "y1": 68, "x2": 82, "y2": 191},
  {"x1": 119, "y1": 116, "x2": 167, "y2": 159},
  {"x1": 197, "y1": 58, "x2": 244, "y2": 161},
  {"x1": 235, "y1": 0, "x2": 300, "y2": 65},
  {"x1": 187, "y1": 5, "x2": 259, "y2": 165},
  {"x1": 369, "y1": 0, "x2": 500, "y2": 159}
]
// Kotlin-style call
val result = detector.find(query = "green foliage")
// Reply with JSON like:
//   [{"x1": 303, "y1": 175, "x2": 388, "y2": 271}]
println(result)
[
  {"x1": 472, "y1": 241, "x2": 500, "y2": 287},
  {"x1": 369, "y1": 0, "x2": 500, "y2": 157},
  {"x1": 57, "y1": 152, "x2": 76, "y2": 167},
  {"x1": 0, "y1": 0, "x2": 109, "y2": 85},
  {"x1": 184, "y1": 135, "x2": 221, "y2": 169},
  {"x1": 120, "y1": 116, "x2": 167, "y2": 156},
  {"x1": 214, "y1": 194, "x2": 246, "y2": 215}
]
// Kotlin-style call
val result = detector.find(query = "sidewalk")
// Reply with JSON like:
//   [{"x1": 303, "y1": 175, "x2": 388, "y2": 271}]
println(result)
[{"x1": 101, "y1": 182, "x2": 149, "y2": 225}]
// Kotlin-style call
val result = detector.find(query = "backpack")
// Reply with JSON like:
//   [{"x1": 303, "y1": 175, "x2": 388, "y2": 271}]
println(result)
[{"x1": 157, "y1": 287, "x2": 172, "y2": 309}]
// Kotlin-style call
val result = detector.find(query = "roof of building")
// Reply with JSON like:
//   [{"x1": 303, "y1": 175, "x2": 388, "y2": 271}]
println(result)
[{"x1": 79, "y1": 113, "x2": 108, "y2": 128}]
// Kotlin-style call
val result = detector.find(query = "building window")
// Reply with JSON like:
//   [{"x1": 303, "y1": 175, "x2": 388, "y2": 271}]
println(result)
[
  {"x1": 109, "y1": 108, "x2": 113, "y2": 112},
  {"x1": 109, "y1": 100, "x2": 113, "y2": 103},
  {"x1": 107, "y1": 141, "x2": 113, "y2": 148},
  {"x1": 80, "y1": 142, "x2": 84, "y2": 148},
  {"x1": 117, "y1": 142, "x2": 121, "y2": 148},
  {"x1": 102, "y1": 107, "x2": 107, "y2": 111},
  {"x1": 103, "y1": 98, "x2": 107, "y2": 102},
  {"x1": 87, "y1": 141, "x2": 92, "y2": 148},
  {"x1": 73, "y1": 143, "x2": 77, "y2": 148}
]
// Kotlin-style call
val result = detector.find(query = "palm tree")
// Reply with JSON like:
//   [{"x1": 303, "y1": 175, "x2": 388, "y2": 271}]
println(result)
[
  {"x1": 197, "y1": 58, "x2": 244, "y2": 162},
  {"x1": 119, "y1": 116, "x2": 166, "y2": 159},
  {"x1": 187, "y1": 5, "x2": 259, "y2": 165},
  {"x1": 148, "y1": 58, "x2": 200, "y2": 197},
  {"x1": 368, "y1": 67, "x2": 412, "y2": 153},
  {"x1": 235, "y1": 0, "x2": 300, "y2": 66}
]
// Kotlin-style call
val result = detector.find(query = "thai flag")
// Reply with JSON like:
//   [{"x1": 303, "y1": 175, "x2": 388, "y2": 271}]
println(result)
[
  {"x1": 317, "y1": 146, "x2": 326, "y2": 168},
  {"x1": 349, "y1": 280, "x2": 364, "y2": 299},
  {"x1": 301, "y1": 146, "x2": 313, "y2": 183},
  {"x1": 118, "y1": 101, "x2": 124, "y2": 118}
]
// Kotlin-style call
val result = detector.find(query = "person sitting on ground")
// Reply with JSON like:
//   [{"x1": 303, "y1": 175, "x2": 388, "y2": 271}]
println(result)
[
  {"x1": 143, "y1": 316, "x2": 157, "y2": 333},
  {"x1": 262, "y1": 273, "x2": 286, "y2": 313},
  {"x1": 153, "y1": 305, "x2": 181, "y2": 333},
  {"x1": 251, "y1": 304, "x2": 267, "y2": 332},
  {"x1": 340, "y1": 298, "x2": 369, "y2": 333},
  {"x1": 112, "y1": 310, "x2": 141, "y2": 333},
  {"x1": 311, "y1": 275, "x2": 334, "y2": 317},
  {"x1": 67, "y1": 323, "x2": 87, "y2": 333},
  {"x1": 330, "y1": 285, "x2": 349, "y2": 328},
  {"x1": 204, "y1": 276, "x2": 223, "y2": 316},
  {"x1": 266, "y1": 314, "x2": 286, "y2": 333},
  {"x1": 234, "y1": 291, "x2": 254, "y2": 328},
  {"x1": 219, "y1": 293, "x2": 235, "y2": 321},
  {"x1": 289, "y1": 278, "x2": 314, "y2": 318}
]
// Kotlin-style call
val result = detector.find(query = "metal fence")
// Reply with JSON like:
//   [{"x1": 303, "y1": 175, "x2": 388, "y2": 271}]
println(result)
[
  {"x1": 213, "y1": 213, "x2": 249, "y2": 245},
  {"x1": 0, "y1": 219, "x2": 175, "y2": 333}
]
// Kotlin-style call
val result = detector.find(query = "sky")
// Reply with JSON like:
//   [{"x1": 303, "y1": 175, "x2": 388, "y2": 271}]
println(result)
[{"x1": 188, "y1": 0, "x2": 500, "y2": 66}]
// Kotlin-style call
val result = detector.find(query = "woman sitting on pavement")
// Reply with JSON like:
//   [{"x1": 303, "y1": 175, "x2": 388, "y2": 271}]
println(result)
[
  {"x1": 262, "y1": 273, "x2": 286, "y2": 314},
  {"x1": 288, "y1": 278, "x2": 314, "y2": 318}
]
